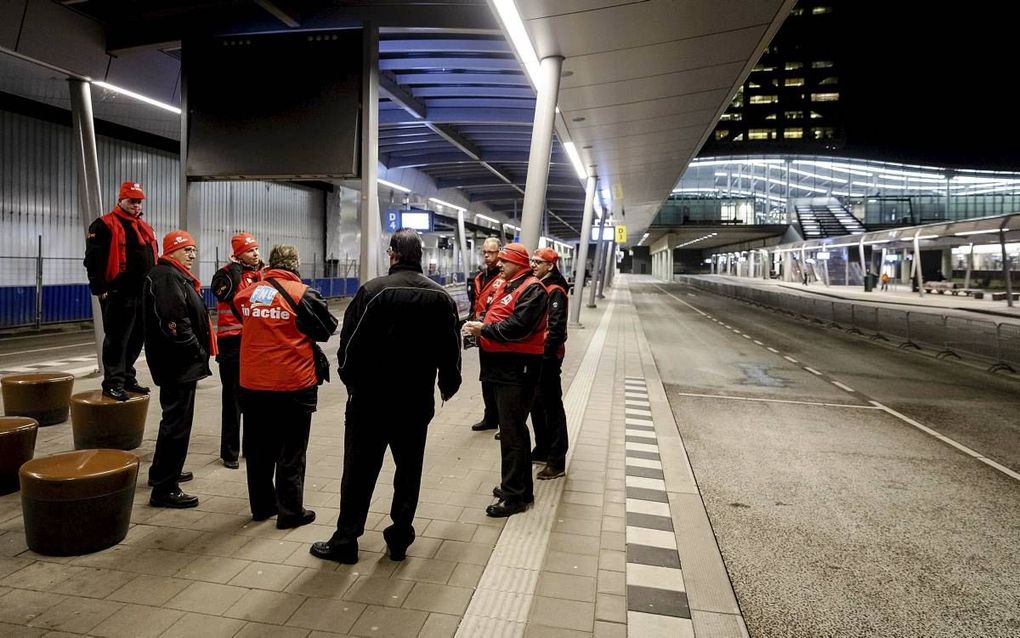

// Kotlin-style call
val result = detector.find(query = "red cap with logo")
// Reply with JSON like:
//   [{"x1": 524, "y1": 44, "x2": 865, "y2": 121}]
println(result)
[
  {"x1": 535, "y1": 248, "x2": 559, "y2": 264},
  {"x1": 118, "y1": 181, "x2": 146, "y2": 201},
  {"x1": 231, "y1": 232, "x2": 258, "y2": 257},
  {"x1": 498, "y1": 243, "x2": 530, "y2": 267},
  {"x1": 162, "y1": 230, "x2": 196, "y2": 256}
]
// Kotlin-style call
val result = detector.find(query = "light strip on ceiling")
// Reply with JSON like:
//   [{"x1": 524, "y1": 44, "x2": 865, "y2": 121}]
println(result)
[
  {"x1": 378, "y1": 178, "x2": 410, "y2": 193},
  {"x1": 562, "y1": 142, "x2": 588, "y2": 180},
  {"x1": 491, "y1": 0, "x2": 540, "y2": 87},
  {"x1": 428, "y1": 197, "x2": 465, "y2": 212},
  {"x1": 92, "y1": 81, "x2": 182, "y2": 114},
  {"x1": 475, "y1": 213, "x2": 499, "y2": 225},
  {"x1": 954, "y1": 228, "x2": 1008, "y2": 236}
]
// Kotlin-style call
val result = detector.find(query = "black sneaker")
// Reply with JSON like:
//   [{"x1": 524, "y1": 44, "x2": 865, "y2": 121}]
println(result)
[
  {"x1": 471, "y1": 420, "x2": 498, "y2": 431},
  {"x1": 150, "y1": 489, "x2": 199, "y2": 509},
  {"x1": 221, "y1": 458, "x2": 240, "y2": 469},
  {"x1": 124, "y1": 382, "x2": 150, "y2": 394},
  {"x1": 537, "y1": 465, "x2": 565, "y2": 480},
  {"x1": 485, "y1": 499, "x2": 529, "y2": 518},
  {"x1": 309, "y1": 539, "x2": 359, "y2": 564},
  {"x1": 492, "y1": 486, "x2": 534, "y2": 503},
  {"x1": 102, "y1": 387, "x2": 129, "y2": 402},
  {"x1": 277, "y1": 509, "x2": 316, "y2": 530}
]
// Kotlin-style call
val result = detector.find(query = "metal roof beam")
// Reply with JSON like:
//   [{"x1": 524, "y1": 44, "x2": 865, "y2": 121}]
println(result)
[{"x1": 379, "y1": 72, "x2": 426, "y2": 120}]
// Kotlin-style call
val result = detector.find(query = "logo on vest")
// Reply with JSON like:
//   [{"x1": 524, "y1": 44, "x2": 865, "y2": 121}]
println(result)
[
  {"x1": 499, "y1": 293, "x2": 513, "y2": 305},
  {"x1": 243, "y1": 286, "x2": 291, "y2": 320}
]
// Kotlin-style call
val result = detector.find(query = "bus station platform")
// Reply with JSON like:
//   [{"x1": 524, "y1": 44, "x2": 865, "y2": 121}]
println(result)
[{"x1": 0, "y1": 281, "x2": 738, "y2": 638}]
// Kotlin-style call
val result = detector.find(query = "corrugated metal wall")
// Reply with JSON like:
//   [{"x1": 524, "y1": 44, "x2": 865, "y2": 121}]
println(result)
[{"x1": 0, "y1": 109, "x2": 326, "y2": 287}]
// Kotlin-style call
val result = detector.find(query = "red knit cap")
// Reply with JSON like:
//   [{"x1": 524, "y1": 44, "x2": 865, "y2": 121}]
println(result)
[
  {"x1": 231, "y1": 232, "x2": 258, "y2": 257},
  {"x1": 162, "y1": 230, "x2": 196, "y2": 256},
  {"x1": 535, "y1": 247, "x2": 559, "y2": 264},
  {"x1": 118, "y1": 181, "x2": 145, "y2": 201},
  {"x1": 498, "y1": 243, "x2": 530, "y2": 267}
]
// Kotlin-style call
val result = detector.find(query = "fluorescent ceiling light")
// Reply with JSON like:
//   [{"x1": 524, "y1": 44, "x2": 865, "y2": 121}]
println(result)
[
  {"x1": 562, "y1": 142, "x2": 588, "y2": 180},
  {"x1": 92, "y1": 81, "x2": 181, "y2": 114},
  {"x1": 491, "y1": 0, "x2": 540, "y2": 87},
  {"x1": 954, "y1": 228, "x2": 1007, "y2": 236},
  {"x1": 475, "y1": 213, "x2": 499, "y2": 224},
  {"x1": 915, "y1": 234, "x2": 939, "y2": 240},
  {"x1": 428, "y1": 197, "x2": 465, "y2": 212},
  {"x1": 378, "y1": 178, "x2": 410, "y2": 193}
]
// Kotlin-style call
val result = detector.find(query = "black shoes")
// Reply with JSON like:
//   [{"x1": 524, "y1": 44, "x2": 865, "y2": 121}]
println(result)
[
  {"x1": 124, "y1": 382, "x2": 150, "y2": 394},
  {"x1": 486, "y1": 499, "x2": 530, "y2": 518},
  {"x1": 147, "y1": 471, "x2": 193, "y2": 487},
  {"x1": 491, "y1": 486, "x2": 534, "y2": 504},
  {"x1": 471, "y1": 420, "x2": 498, "y2": 431},
  {"x1": 222, "y1": 458, "x2": 240, "y2": 469},
  {"x1": 383, "y1": 527, "x2": 414, "y2": 562},
  {"x1": 150, "y1": 489, "x2": 199, "y2": 509},
  {"x1": 537, "y1": 465, "x2": 565, "y2": 480},
  {"x1": 309, "y1": 539, "x2": 359, "y2": 564},
  {"x1": 251, "y1": 508, "x2": 278, "y2": 522},
  {"x1": 102, "y1": 387, "x2": 129, "y2": 402},
  {"x1": 277, "y1": 510, "x2": 316, "y2": 530}
]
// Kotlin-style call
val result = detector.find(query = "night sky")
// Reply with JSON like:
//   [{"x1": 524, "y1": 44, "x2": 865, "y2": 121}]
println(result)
[{"x1": 836, "y1": 2, "x2": 1020, "y2": 170}]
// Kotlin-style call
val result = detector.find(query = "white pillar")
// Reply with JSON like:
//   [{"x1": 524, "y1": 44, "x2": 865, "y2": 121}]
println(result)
[
  {"x1": 913, "y1": 230, "x2": 924, "y2": 296},
  {"x1": 570, "y1": 176, "x2": 596, "y2": 325},
  {"x1": 457, "y1": 208, "x2": 469, "y2": 284},
  {"x1": 359, "y1": 23, "x2": 382, "y2": 284},
  {"x1": 68, "y1": 79, "x2": 106, "y2": 372},
  {"x1": 519, "y1": 56, "x2": 564, "y2": 251}
]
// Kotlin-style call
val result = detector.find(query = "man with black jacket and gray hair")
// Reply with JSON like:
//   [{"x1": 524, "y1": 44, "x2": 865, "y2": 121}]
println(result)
[{"x1": 311, "y1": 228, "x2": 462, "y2": 565}]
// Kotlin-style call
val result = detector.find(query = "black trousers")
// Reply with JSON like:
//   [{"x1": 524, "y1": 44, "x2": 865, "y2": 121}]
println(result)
[
  {"x1": 530, "y1": 357, "x2": 568, "y2": 470},
  {"x1": 481, "y1": 380, "x2": 499, "y2": 427},
  {"x1": 495, "y1": 382, "x2": 538, "y2": 503},
  {"x1": 217, "y1": 337, "x2": 243, "y2": 463},
  {"x1": 100, "y1": 291, "x2": 145, "y2": 391},
  {"x1": 242, "y1": 391, "x2": 314, "y2": 519},
  {"x1": 333, "y1": 394, "x2": 433, "y2": 548},
  {"x1": 149, "y1": 382, "x2": 197, "y2": 496}
]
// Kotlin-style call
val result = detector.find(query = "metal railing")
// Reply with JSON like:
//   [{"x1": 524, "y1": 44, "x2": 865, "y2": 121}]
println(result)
[{"x1": 678, "y1": 276, "x2": 1020, "y2": 373}]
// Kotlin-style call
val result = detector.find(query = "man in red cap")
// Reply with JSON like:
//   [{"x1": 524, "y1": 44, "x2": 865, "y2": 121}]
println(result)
[
  {"x1": 463, "y1": 242, "x2": 548, "y2": 517},
  {"x1": 84, "y1": 181, "x2": 158, "y2": 401},
  {"x1": 142, "y1": 230, "x2": 215, "y2": 508},
  {"x1": 210, "y1": 232, "x2": 263, "y2": 469},
  {"x1": 529, "y1": 248, "x2": 569, "y2": 480}
]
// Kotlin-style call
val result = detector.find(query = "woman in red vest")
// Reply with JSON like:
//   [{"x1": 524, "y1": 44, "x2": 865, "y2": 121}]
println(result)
[{"x1": 232, "y1": 245, "x2": 338, "y2": 529}]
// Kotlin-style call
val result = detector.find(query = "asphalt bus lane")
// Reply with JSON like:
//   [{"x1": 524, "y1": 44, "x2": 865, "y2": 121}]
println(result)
[{"x1": 630, "y1": 282, "x2": 1020, "y2": 638}]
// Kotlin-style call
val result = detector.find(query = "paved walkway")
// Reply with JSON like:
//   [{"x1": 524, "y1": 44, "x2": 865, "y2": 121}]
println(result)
[{"x1": 0, "y1": 281, "x2": 741, "y2": 637}]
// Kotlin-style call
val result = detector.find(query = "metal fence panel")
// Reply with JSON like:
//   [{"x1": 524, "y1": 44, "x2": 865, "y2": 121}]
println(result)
[
  {"x1": 832, "y1": 301, "x2": 854, "y2": 329},
  {"x1": 996, "y1": 324, "x2": 1020, "y2": 369},
  {"x1": 944, "y1": 316, "x2": 1000, "y2": 362},
  {"x1": 877, "y1": 307, "x2": 911, "y2": 344},
  {"x1": 855, "y1": 304, "x2": 881, "y2": 335},
  {"x1": 906, "y1": 312, "x2": 948, "y2": 352},
  {"x1": 0, "y1": 286, "x2": 34, "y2": 327}
]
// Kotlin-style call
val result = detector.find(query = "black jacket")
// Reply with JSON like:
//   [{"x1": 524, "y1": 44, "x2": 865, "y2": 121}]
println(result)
[
  {"x1": 478, "y1": 270, "x2": 548, "y2": 386},
  {"x1": 142, "y1": 258, "x2": 213, "y2": 387},
  {"x1": 541, "y1": 268, "x2": 569, "y2": 359},
  {"x1": 83, "y1": 214, "x2": 157, "y2": 296},
  {"x1": 339, "y1": 263, "x2": 461, "y2": 402}
]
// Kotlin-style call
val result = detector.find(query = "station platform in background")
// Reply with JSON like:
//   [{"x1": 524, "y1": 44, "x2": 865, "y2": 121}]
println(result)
[{"x1": 0, "y1": 282, "x2": 738, "y2": 638}]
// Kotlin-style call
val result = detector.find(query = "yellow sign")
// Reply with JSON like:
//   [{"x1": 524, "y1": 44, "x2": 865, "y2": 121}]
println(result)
[{"x1": 615, "y1": 225, "x2": 628, "y2": 243}]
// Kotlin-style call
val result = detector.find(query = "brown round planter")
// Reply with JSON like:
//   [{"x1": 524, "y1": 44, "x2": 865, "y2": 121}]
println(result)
[
  {"x1": 0, "y1": 416, "x2": 38, "y2": 495},
  {"x1": 70, "y1": 391, "x2": 149, "y2": 450},
  {"x1": 20, "y1": 449, "x2": 139, "y2": 556},
  {"x1": 1, "y1": 372, "x2": 75, "y2": 426}
]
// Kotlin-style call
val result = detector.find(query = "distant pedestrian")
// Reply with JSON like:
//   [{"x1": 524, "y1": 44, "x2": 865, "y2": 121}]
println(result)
[
  {"x1": 311, "y1": 229, "x2": 461, "y2": 564},
  {"x1": 142, "y1": 230, "x2": 213, "y2": 509},
  {"x1": 880, "y1": 272, "x2": 890, "y2": 291},
  {"x1": 84, "y1": 181, "x2": 158, "y2": 401}
]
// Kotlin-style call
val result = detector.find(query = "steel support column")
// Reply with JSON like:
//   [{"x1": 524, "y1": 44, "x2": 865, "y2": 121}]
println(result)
[
  {"x1": 588, "y1": 214, "x2": 606, "y2": 308},
  {"x1": 457, "y1": 208, "x2": 469, "y2": 284},
  {"x1": 360, "y1": 23, "x2": 382, "y2": 284},
  {"x1": 1001, "y1": 221, "x2": 1014, "y2": 308},
  {"x1": 519, "y1": 56, "x2": 564, "y2": 251},
  {"x1": 68, "y1": 79, "x2": 106, "y2": 373},
  {"x1": 570, "y1": 176, "x2": 596, "y2": 326}
]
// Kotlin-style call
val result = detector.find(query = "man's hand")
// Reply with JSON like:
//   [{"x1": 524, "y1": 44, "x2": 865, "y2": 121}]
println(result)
[{"x1": 462, "y1": 321, "x2": 483, "y2": 337}]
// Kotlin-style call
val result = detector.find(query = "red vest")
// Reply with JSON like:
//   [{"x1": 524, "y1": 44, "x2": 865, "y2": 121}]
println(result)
[
  {"x1": 480, "y1": 273, "x2": 547, "y2": 355},
  {"x1": 473, "y1": 270, "x2": 505, "y2": 318},
  {"x1": 543, "y1": 281, "x2": 568, "y2": 359},
  {"x1": 234, "y1": 274, "x2": 316, "y2": 391},
  {"x1": 216, "y1": 265, "x2": 262, "y2": 339},
  {"x1": 98, "y1": 209, "x2": 158, "y2": 285}
]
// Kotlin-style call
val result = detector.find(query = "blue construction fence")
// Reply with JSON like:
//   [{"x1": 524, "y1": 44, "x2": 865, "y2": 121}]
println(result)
[{"x1": 0, "y1": 278, "x2": 361, "y2": 330}]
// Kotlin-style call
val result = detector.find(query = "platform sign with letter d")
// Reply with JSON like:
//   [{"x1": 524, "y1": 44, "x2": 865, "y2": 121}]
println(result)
[
  {"x1": 615, "y1": 225, "x2": 628, "y2": 243},
  {"x1": 385, "y1": 208, "x2": 399, "y2": 232}
]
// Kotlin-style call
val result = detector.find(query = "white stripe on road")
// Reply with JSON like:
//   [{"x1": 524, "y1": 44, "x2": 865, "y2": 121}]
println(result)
[
  {"x1": 677, "y1": 392, "x2": 879, "y2": 409},
  {"x1": 831, "y1": 380, "x2": 856, "y2": 393},
  {"x1": 803, "y1": 367, "x2": 823, "y2": 376},
  {"x1": 783, "y1": 356, "x2": 798, "y2": 364}
]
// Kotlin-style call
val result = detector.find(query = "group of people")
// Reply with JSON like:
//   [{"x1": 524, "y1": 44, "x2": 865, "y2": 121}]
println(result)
[{"x1": 83, "y1": 180, "x2": 569, "y2": 565}]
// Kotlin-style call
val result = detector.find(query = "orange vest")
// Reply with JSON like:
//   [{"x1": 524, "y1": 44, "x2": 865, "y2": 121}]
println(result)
[
  {"x1": 234, "y1": 276, "x2": 316, "y2": 391},
  {"x1": 473, "y1": 270, "x2": 505, "y2": 318},
  {"x1": 480, "y1": 273, "x2": 547, "y2": 355},
  {"x1": 216, "y1": 265, "x2": 262, "y2": 338}
]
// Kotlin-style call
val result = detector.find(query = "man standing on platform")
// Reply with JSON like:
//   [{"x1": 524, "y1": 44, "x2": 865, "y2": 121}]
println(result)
[
  {"x1": 142, "y1": 230, "x2": 214, "y2": 509},
  {"x1": 465, "y1": 237, "x2": 504, "y2": 432},
  {"x1": 311, "y1": 229, "x2": 461, "y2": 564},
  {"x1": 462, "y1": 243, "x2": 548, "y2": 518},
  {"x1": 84, "y1": 181, "x2": 158, "y2": 401},
  {"x1": 529, "y1": 248, "x2": 569, "y2": 480},
  {"x1": 211, "y1": 232, "x2": 263, "y2": 469}
]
